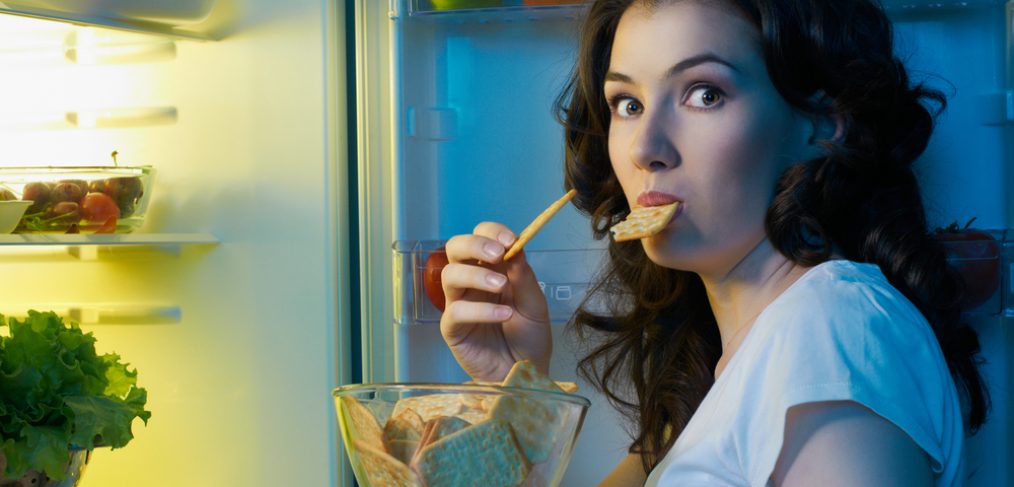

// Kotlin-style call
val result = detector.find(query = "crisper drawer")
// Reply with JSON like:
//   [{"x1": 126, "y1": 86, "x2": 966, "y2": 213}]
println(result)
[{"x1": 393, "y1": 240, "x2": 606, "y2": 325}]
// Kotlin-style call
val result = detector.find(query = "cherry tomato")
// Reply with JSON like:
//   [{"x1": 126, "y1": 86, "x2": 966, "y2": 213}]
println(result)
[
  {"x1": 935, "y1": 222, "x2": 1000, "y2": 309},
  {"x1": 80, "y1": 192, "x2": 121, "y2": 223},
  {"x1": 423, "y1": 248, "x2": 449, "y2": 311}
]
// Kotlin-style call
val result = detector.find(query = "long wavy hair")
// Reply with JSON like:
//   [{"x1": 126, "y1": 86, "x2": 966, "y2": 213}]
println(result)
[{"x1": 559, "y1": 0, "x2": 990, "y2": 473}]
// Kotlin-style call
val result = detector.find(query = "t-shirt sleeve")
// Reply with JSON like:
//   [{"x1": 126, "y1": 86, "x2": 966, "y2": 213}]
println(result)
[{"x1": 737, "y1": 276, "x2": 960, "y2": 487}]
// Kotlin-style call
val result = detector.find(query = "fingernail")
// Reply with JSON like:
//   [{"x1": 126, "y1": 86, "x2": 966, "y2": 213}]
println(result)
[
  {"x1": 486, "y1": 273, "x2": 506, "y2": 288},
  {"x1": 483, "y1": 243, "x2": 502, "y2": 259},
  {"x1": 494, "y1": 306, "x2": 512, "y2": 320},
  {"x1": 498, "y1": 232, "x2": 515, "y2": 247}
]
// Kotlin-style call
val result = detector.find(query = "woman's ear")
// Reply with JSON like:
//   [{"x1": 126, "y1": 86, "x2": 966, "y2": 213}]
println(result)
[
  {"x1": 810, "y1": 114, "x2": 845, "y2": 144},
  {"x1": 807, "y1": 91, "x2": 846, "y2": 145}
]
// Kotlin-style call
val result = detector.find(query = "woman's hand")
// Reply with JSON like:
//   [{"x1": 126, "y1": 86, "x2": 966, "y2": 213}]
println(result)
[{"x1": 439, "y1": 222, "x2": 552, "y2": 382}]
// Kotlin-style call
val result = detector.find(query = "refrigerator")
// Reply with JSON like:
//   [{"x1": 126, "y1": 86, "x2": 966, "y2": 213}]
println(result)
[
  {"x1": 0, "y1": 1, "x2": 1008, "y2": 486},
  {"x1": 354, "y1": 1, "x2": 1014, "y2": 486}
]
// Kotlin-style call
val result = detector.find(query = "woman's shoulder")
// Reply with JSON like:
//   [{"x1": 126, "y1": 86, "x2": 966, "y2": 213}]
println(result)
[
  {"x1": 732, "y1": 259, "x2": 964, "y2": 486},
  {"x1": 743, "y1": 258, "x2": 953, "y2": 405},
  {"x1": 763, "y1": 259, "x2": 930, "y2": 338}
]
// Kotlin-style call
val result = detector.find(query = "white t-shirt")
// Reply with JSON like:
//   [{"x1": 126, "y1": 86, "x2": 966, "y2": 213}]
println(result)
[{"x1": 645, "y1": 260, "x2": 965, "y2": 487}]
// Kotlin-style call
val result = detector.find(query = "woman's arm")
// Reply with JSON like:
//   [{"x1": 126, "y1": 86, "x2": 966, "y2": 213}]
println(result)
[
  {"x1": 598, "y1": 453, "x2": 647, "y2": 487},
  {"x1": 771, "y1": 401, "x2": 933, "y2": 487}
]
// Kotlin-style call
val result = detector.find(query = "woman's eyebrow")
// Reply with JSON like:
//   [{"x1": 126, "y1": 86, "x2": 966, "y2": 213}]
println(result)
[{"x1": 605, "y1": 52, "x2": 741, "y2": 84}]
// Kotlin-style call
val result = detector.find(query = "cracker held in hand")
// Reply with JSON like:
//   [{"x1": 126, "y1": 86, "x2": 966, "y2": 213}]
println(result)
[
  {"x1": 610, "y1": 202, "x2": 680, "y2": 242},
  {"x1": 504, "y1": 189, "x2": 577, "y2": 261}
]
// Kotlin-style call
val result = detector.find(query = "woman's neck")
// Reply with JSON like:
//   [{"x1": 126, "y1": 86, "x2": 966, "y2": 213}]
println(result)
[{"x1": 700, "y1": 238, "x2": 811, "y2": 378}]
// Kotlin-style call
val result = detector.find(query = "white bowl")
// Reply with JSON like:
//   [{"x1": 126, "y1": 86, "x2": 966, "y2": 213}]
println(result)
[{"x1": 0, "y1": 201, "x2": 32, "y2": 233}]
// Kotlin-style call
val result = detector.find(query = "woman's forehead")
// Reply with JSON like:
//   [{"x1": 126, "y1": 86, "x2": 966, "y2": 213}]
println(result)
[{"x1": 609, "y1": 1, "x2": 762, "y2": 80}]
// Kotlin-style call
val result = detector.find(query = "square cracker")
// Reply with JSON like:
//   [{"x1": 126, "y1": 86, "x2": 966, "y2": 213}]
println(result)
[
  {"x1": 383, "y1": 409, "x2": 426, "y2": 463},
  {"x1": 491, "y1": 361, "x2": 566, "y2": 463},
  {"x1": 338, "y1": 396, "x2": 386, "y2": 451},
  {"x1": 610, "y1": 202, "x2": 679, "y2": 242},
  {"x1": 392, "y1": 393, "x2": 465, "y2": 423},
  {"x1": 413, "y1": 419, "x2": 530, "y2": 487},
  {"x1": 352, "y1": 439, "x2": 421, "y2": 487}
]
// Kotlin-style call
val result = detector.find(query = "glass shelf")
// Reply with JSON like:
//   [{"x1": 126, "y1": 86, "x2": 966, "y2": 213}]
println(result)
[
  {"x1": 0, "y1": 304, "x2": 181, "y2": 325},
  {"x1": 0, "y1": 232, "x2": 218, "y2": 259},
  {"x1": 0, "y1": 2, "x2": 220, "y2": 41}
]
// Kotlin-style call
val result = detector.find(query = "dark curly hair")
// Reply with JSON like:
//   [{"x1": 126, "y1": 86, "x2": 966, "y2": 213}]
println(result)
[{"x1": 558, "y1": 0, "x2": 990, "y2": 473}]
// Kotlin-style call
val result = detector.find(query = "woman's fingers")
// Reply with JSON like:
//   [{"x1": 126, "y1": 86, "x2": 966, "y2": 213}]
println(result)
[
  {"x1": 441, "y1": 261, "x2": 508, "y2": 302},
  {"x1": 502, "y1": 249, "x2": 549, "y2": 321},
  {"x1": 440, "y1": 300, "x2": 514, "y2": 344}
]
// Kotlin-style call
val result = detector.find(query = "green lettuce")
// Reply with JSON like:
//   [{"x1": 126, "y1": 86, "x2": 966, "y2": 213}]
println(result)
[{"x1": 0, "y1": 311, "x2": 150, "y2": 480}]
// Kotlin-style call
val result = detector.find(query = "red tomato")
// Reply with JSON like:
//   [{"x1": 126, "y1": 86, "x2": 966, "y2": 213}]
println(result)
[
  {"x1": 935, "y1": 224, "x2": 1000, "y2": 309},
  {"x1": 423, "y1": 248, "x2": 449, "y2": 311},
  {"x1": 80, "y1": 192, "x2": 121, "y2": 223}
]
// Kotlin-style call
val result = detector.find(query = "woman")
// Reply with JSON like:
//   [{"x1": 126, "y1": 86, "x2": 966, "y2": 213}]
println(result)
[{"x1": 438, "y1": 0, "x2": 989, "y2": 485}]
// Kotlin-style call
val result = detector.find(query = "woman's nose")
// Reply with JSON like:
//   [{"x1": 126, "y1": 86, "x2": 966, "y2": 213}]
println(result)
[{"x1": 629, "y1": 110, "x2": 679, "y2": 172}]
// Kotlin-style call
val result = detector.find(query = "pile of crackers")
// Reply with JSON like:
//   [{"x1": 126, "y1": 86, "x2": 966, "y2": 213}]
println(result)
[{"x1": 338, "y1": 361, "x2": 580, "y2": 487}]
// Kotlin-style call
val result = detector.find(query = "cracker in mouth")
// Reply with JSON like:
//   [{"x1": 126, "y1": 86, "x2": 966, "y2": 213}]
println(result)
[{"x1": 609, "y1": 202, "x2": 680, "y2": 242}]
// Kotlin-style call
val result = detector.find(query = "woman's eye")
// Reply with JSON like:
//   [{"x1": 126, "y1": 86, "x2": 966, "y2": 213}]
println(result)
[
  {"x1": 612, "y1": 96, "x2": 643, "y2": 118},
  {"x1": 685, "y1": 86, "x2": 724, "y2": 109}
]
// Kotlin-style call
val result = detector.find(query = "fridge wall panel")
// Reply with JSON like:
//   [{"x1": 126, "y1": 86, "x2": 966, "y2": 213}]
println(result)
[
  {"x1": 0, "y1": 0, "x2": 348, "y2": 485},
  {"x1": 889, "y1": 7, "x2": 1011, "y2": 228},
  {"x1": 397, "y1": 13, "x2": 594, "y2": 249}
]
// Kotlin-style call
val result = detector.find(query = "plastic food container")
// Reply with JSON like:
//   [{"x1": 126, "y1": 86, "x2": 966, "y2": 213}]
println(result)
[
  {"x1": 0, "y1": 166, "x2": 154, "y2": 234},
  {"x1": 334, "y1": 383, "x2": 589, "y2": 487},
  {"x1": 0, "y1": 201, "x2": 33, "y2": 233}
]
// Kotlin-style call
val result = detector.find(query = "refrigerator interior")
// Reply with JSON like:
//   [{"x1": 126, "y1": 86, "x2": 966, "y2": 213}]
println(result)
[
  {"x1": 0, "y1": 0, "x2": 349, "y2": 485},
  {"x1": 360, "y1": 0, "x2": 1014, "y2": 485}
]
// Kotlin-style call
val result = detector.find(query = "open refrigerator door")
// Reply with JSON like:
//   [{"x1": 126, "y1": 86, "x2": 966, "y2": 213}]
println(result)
[{"x1": 0, "y1": 0, "x2": 350, "y2": 485}]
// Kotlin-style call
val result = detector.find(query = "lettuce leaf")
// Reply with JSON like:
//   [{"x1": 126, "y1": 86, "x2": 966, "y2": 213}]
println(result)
[{"x1": 0, "y1": 311, "x2": 149, "y2": 480}]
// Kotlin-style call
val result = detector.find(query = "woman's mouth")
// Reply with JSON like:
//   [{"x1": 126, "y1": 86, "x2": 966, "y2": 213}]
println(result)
[{"x1": 636, "y1": 191, "x2": 681, "y2": 207}]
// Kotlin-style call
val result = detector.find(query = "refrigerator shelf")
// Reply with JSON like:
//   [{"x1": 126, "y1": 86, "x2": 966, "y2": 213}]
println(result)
[
  {"x1": 0, "y1": 304, "x2": 181, "y2": 324},
  {"x1": 0, "y1": 5, "x2": 216, "y2": 41},
  {"x1": 0, "y1": 232, "x2": 218, "y2": 259},
  {"x1": 396, "y1": 230, "x2": 1014, "y2": 325}
]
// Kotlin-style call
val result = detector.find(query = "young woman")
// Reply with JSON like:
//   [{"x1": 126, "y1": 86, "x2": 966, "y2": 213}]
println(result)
[{"x1": 438, "y1": 0, "x2": 989, "y2": 485}]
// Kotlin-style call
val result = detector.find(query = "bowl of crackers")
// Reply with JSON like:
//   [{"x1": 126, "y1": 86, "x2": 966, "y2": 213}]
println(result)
[{"x1": 334, "y1": 361, "x2": 590, "y2": 487}]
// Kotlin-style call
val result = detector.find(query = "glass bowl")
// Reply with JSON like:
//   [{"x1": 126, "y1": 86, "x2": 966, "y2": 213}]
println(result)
[
  {"x1": 0, "y1": 448, "x2": 91, "y2": 487},
  {"x1": 333, "y1": 383, "x2": 590, "y2": 487},
  {"x1": 0, "y1": 166, "x2": 154, "y2": 234}
]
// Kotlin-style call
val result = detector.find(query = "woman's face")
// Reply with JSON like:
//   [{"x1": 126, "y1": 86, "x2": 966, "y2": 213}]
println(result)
[{"x1": 605, "y1": 1, "x2": 816, "y2": 277}]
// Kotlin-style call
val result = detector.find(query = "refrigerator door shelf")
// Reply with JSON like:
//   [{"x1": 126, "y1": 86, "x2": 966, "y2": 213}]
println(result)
[
  {"x1": 880, "y1": 0, "x2": 1005, "y2": 11},
  {"x1": 938, "y1": 228, "x2": 1006, "y2": 317},
  {"x1": 393, "y1": 239, "x2": 606, "y2": 325},
  {"x1": 393, "y1": 230, "x2": 1010, "y2": 325}
]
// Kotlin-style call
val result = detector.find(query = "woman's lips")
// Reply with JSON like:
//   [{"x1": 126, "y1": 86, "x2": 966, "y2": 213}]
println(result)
[{"x1": 636, "y1": 191, "x2": 681, "y2": 207}]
